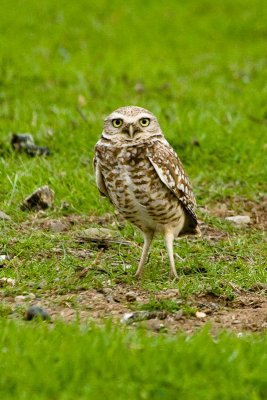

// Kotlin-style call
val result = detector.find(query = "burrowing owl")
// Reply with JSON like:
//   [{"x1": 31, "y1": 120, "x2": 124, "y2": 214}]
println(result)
[{"x1": 94, "y1": 106, "x2": 200, "y2": 278}]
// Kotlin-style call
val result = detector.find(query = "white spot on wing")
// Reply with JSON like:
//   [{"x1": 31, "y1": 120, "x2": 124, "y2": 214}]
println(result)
[{"x1": 179, "y1": 183, "x2": 185, "y2": 192}]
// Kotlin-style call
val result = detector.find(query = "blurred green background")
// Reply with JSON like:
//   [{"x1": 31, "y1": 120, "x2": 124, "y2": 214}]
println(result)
[{"x1": 0, "y1": 0, "x2": 266, "y2": 215}]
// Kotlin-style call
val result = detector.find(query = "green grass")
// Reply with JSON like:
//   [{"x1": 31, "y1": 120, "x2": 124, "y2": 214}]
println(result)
[
  {"x1": 133, "y1": 297, "x2": 197, "y2": 315},
  {"x1": 0, "y1": 321, "x2": 267, "y2": 400},
  {"x1": 0, "y1": 0, "x2": 267, "y2": 398}
]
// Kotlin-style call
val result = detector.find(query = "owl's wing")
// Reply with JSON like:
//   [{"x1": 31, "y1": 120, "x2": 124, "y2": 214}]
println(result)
[
  {"x1": 147, "y1": 140, "x2": 198, "y2": 223},
  {"x1": 93, "y1": 155, "x2": 109, "y2": 198}
]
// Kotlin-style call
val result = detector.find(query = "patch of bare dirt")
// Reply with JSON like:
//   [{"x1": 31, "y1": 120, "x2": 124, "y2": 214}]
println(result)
[
  {"x1": 19, "y1": 212, "x2": 118, "y2": 232},
  {"x1": 198, "y1": 221, "x2": 228, "y2": 241},
  {"x1": 3, "y1": 197, "x2": 265, "y2": 333},
  {"x1": 17, "y1": 197, "x2": 266, "y2": 245},
  {"x1": 208, "y1": 196, "x2": 267, "y2": 231},
  {"x1": 2, "y1": 285, "x2": 267, "y2": 334}
]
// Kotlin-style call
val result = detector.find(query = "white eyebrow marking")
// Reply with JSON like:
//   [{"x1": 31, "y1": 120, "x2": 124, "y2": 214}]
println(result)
[
  {"x1": 109, "y1": 113, "x2": 125, "y2": 119},
  {"x1": 138, "y1": 113, "x2": 152, "y2": 119}
]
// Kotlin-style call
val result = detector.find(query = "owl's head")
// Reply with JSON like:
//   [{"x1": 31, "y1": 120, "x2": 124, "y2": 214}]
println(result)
[{"x1": 102, "y1": 106, "x2": 163, "y2": 142}]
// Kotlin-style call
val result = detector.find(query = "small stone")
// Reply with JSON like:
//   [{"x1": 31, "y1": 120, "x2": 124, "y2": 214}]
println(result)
[
  {"x1": 146, "y1": 319, "x2": 165, "y2": 332},
  {"x1": 123, "y1": 264, "x2": 132, "y2": 271},
  {"x1": 99, "y1": 287, "x2": 113, "y2": 296},
  {"x1": 49, "y1": 220, "x2": 67, "y2": 233},
  {"x1": 125, "y1": 291, "x2": 137, "y2": 302},
  {"x1": 15, "y1": 293, "x2": 35, "y2": 302},
  {"x1": 15, "y1": 295, "x2": 27, "y2": 302},
  {"x1": 21, "y1": 185, "x2": 54, "y2": 211},
  {"x1": 25, "y1": 306, "x2": 50, "y2": 321},
  {"x1": 225, "y1": 215, "x2": 251, "y2": 225},
  {"x1": 82, "y1": 227, "x2": 118, "y2": 239},
  {"x1": 174, "y1": 309, "x2": 184, "y2": 320},
  {"x1": 120, "y1": 313, "x2": 134, "y2": 323},
  {"x1": 156, "y1": 289, "x2": 180, "y2": 301},
  {"x1": 0, "y1": 211, "x2": 11, "y2": 220},
  {"x1": 0, "y1": 277, "x2": 16, "y2": 287},
  {"x1": 196, "y1": 311, "x2": 207, "y2": 318}
]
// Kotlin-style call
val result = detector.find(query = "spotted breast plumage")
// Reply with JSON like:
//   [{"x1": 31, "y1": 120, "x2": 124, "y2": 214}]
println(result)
[{"x1": 94, "y1": 106, "x2": 200, "y2": 278}]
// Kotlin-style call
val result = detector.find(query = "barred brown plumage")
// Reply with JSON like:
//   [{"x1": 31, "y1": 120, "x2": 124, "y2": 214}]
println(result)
[{"x1": 94, "y1": 106, "x2": 200, "y2": 278}]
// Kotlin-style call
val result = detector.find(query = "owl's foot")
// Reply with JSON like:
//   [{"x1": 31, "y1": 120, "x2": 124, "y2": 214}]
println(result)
[
  {"x1": 135, "y1": 270, "x2": 143, "y2": 279},
  {"x1": 169, "y1": 268, "x2": 179, "y2": 280}
]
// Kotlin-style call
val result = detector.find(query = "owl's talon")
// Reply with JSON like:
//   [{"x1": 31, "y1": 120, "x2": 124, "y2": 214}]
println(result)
[
  {"x1": 169, "y1": 271, "x2": 179, "y2": 280},
  {"x1": 134, "y1": 272, "x2": 142, "y2": 279}
]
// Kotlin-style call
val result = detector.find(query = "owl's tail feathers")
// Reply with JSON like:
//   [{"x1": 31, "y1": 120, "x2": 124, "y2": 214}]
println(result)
[{"x1": 179, "y1": 218, "x2": 201, "y2": 237}]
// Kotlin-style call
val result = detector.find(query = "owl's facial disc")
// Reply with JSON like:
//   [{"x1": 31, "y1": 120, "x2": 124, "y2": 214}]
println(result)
[
  {"x1": 103, "y1": 107, "x2": 162, "y2": 141},
  {"x1": 108, "y1": 113, "x2": 144, "y2": 138},
  {"x1": 121, "y1": 114, "x2": 152, "y2": 138}
]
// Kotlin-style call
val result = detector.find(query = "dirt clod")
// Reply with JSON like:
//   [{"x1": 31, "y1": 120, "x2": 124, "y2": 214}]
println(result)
[
  {"x1": 21, "y1": 185, "x2": 54, "y2": 211},
  {"x1": 145, "y1": 319, "x2": 165, "y2": 332},
  {"x1": 49, "y1": 220, "x2": 68, "y2": 233},
  {"x1": 125, "y1": 291, "x2": 137, "y2": 302},
  {"x1": 11, "y1": 133, "x2": 51, "y2": 156},
  {"x1": 25, "y1": 306, "x2": 51, "y2": 321}
]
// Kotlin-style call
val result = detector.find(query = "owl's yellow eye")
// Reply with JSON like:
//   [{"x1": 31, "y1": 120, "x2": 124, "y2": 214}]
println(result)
[
  {"x1": 139, "y1": 118, "x2": 150, "y2": 127},
  {"x1": 112, "y1": 118, "x2": 123, "y2": 128}
]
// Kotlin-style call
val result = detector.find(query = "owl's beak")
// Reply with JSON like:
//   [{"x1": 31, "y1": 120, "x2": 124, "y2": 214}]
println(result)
[
  {"x1": 128, "y1": 124, "x2": 134, "y2": 138},
  {"x1": 123, "y1": 123, "x2": 139, "y2": 138}
]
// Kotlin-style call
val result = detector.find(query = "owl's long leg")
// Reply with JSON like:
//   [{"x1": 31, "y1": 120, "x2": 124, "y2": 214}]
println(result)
[
  {"x1": 135, "y1": 230, "x2": 154, "y2": 278},
  {"x1": 164, "y1": 231, "x2": 179, "y2": 279}
]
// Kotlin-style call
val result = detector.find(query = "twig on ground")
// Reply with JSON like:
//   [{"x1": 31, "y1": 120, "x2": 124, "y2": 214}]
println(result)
[{"x1": 78, "y1": 249, "x2": 104, "y2": 278}]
